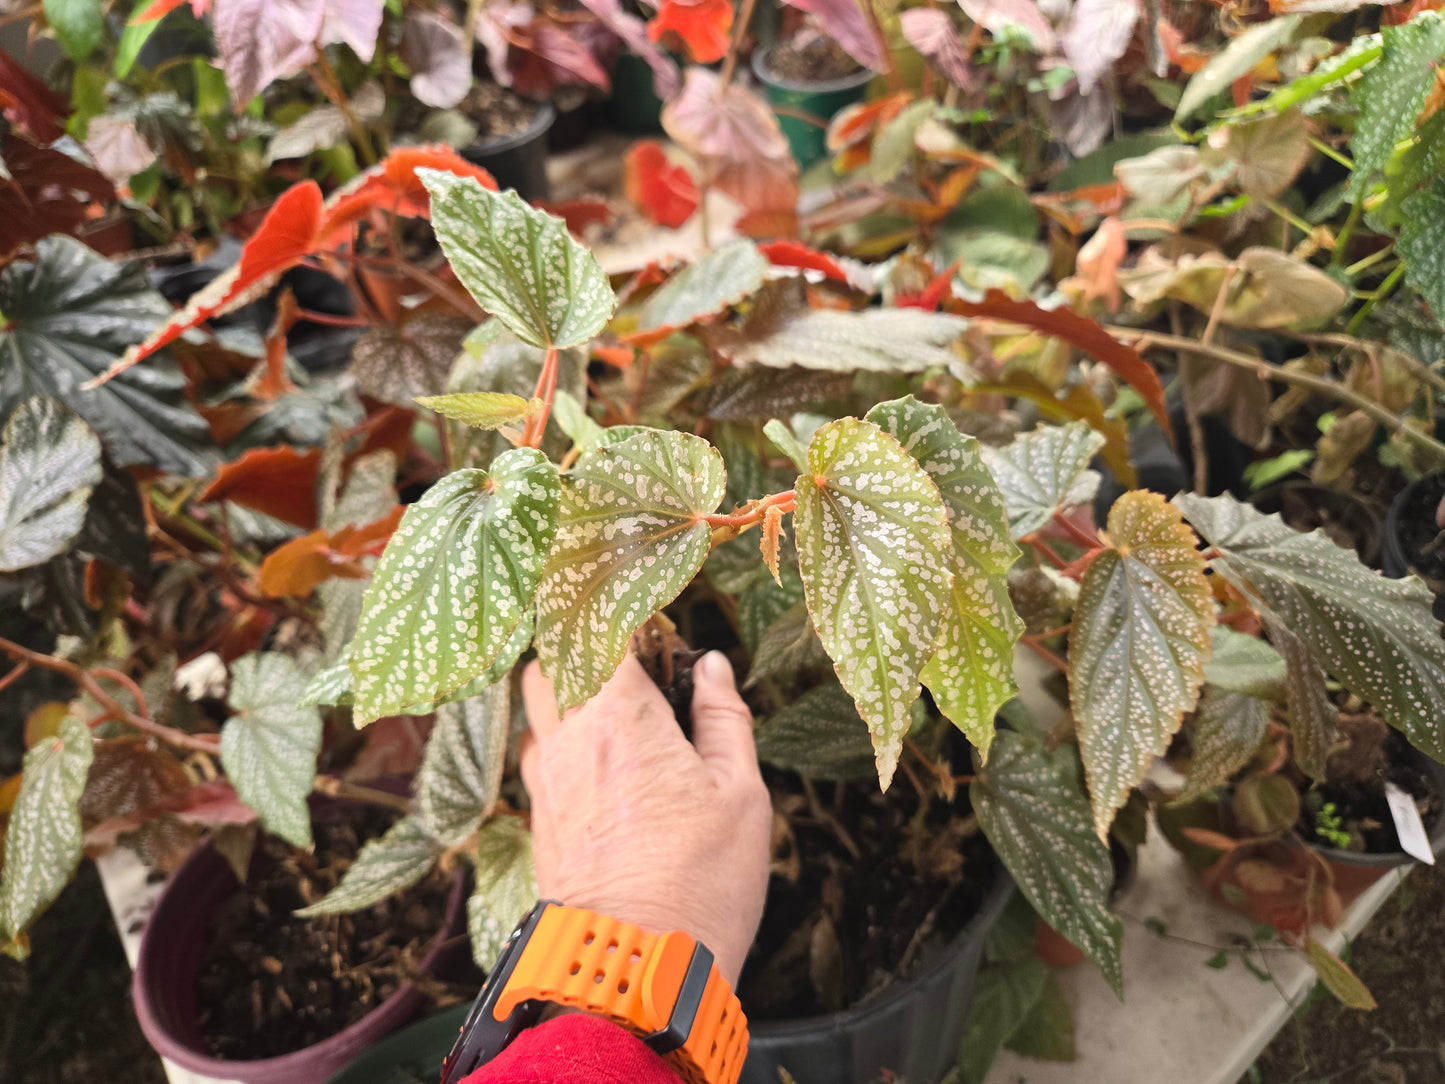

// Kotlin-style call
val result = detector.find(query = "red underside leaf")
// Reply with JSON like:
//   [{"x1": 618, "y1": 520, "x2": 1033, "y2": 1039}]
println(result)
[
  {"x1": 0, "y1": 138, "x2": 115, "y2": 259},
  {"x1": 759, "y1": 240, "x2": 849, "y2": 282},
  {"x1": 258, "y1": 505, "x2": 404, "y2": 597},
  {"x1": 200, "y1": 445, "x2": 323, "y2": 528},
  {"x1": 0, "y1": 50, "x2": 67, "y2": 142},
  {"x1": 647, "y1": 0, "x2": 734, "y2": 64},
  {"x1": 318, "y1": 144, "x2": 498, "y2": 246},
  {"x1": 536, "y1": 198, "x2": 614, "y2": 235},
  {"x1": 624, "y1": 140, "x2": 700, "y2": 228},
  {"x1": 89, "y1": 181, "x2": 326, "y2": 386},
  {"x1": 950, "y1": 289, "x2": 1173, "y2": 439}
]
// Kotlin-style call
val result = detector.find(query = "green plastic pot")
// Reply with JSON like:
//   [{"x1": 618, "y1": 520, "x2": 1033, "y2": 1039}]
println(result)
[
  {"x1": 323, "y1": 1004, "x2": 470, "y2": 1084},
  {"x1": 608, "y1": 53, "x2": 666, "y2": 134},
  {"x1": 751, "y1": 47, "x2": 875, "y2": 170}
]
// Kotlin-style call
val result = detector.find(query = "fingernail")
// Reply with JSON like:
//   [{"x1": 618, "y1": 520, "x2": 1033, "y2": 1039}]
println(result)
[{"x1": 698, "y1": 651, "x2": 733, "y2": 685}]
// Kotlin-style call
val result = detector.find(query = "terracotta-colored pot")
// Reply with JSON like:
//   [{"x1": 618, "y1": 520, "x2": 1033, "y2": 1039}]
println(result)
[{"x1": 133, "y1": 807, "x2": 469, "y2": 1084}]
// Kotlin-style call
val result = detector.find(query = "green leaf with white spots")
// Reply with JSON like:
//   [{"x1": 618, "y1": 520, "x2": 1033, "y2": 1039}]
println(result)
[
  {"x1": 972, "y1": 729, "x2": 1123, "y2": 995},
  {"x1": 295, "y1": 817, "x2": 441, "y2": 916},
  {"x1": 1070, "y1": 492, "x2": 1214, "y2": 838},
  {"x1": 350, "y1": 451, "x2": 559, "y2": 725},
  {"x1": 0, "y1": 397, "x2": 102, "y2": 572},
  {"x1": 299, "y1": 657, "x2": 353, "y2": 708},
  {"x1": 792, "y1": 417, "x2": 954, "y2": 789},
  {"x1": 468, "y1": 816, "x2": 536, "y2": 968},
  {"x1": 221, "y1": 653, "x2": 323, "y2": 849},
  {"x1": 719, "y1": 308, "x2": 970, "y2": 373},
  {"x1": 420, "y1": 170, "x2": 615, "y2": 349},
  {"x1": 1399, "y1": 180, "x2": 1445, "y2": 322},
  {"x1": 535, "y1": 430, "x2": 725, "y2": 712},
  {"x1": 1347, "y1": 13, "x2": 1445, "y2": 201},
  {"x1": 418, "y1": 681, "x2": 510, "y2": 846},
  {"x1": 1174, "y1": 686, "x2": 1271, "y2": 805},
  {"x1": 1178, "y1": 493, "x2": 1445, "y2": 766},
  {"x1": 867, "y1": 398, "x2": 1022, "y2": 759},
  {"x1": 1204, "y1": 625, "x2": 1286, "y2": 701},
  {"x1": 1263, "y1": 615, "x2": 1338, "y2": 780},
  {"x1": 638, "y1": 240, "x2": 768, "y2": 332},
  {"x1": 753, "y1": 683, "x2": 879, "y2": 780},
  {"x1": 980, "y1": 422, "x2": 1105, "y2": 541},
  {"x1": 416, "y1": 392, "x2": 541, "y2": 430},
  {"x1": 0, "y1": 715, "x2": 93, "y2": 946}
]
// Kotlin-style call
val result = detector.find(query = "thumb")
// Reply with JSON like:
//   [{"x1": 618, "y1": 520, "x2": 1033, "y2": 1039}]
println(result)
[{"x1": 690, "y1": 651, "x2": 756, "y2": 773}]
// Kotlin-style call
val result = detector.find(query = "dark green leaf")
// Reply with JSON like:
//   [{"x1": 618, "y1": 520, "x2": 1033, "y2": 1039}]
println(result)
[
  {"x1": 1003, "y1": 970, "x2": 1075, "y2": 1061},
  {"x1": 1348, "y1": 14, "x2": 1445, "y2": 200},
  {"x1": 43, "y1": 0, "x2": 103, "y2": 60},
  {"x1": 0, "y1": 236, "x2": 212, "y2": 475},
  {"x1": 1203, "y1": 626, "x2": 1286, "y2": 700},
  {"x1": 956, "y1": 957, "x2": 1049, "y2": 1084},
  {"x1": 0, "y1": 397, "x2": 101, "y2": 572},
  {"x1": 980, "y1": 422, "x2": 1104, "y2": 541},
  {"x1": 1399, "y1": 180, "x2": 1445, "y2": 322},
  {"x1": 754, "y1": 684, "x2": 878, "y2": 780},
  {"x1": 638, "y1": 240, "x2": 767, "y2": 331},
  {"x1": 1175, "y1": 686, "x2": 1271, "y2": 805},
  {"x1": 745, "y1": 599, "x2": 829, "y2": 688},
  {"x1": 417, "y1": 682, "x2": 510, "y2": 846},
  {"x1": 295, "y1": 817, "x2": 441, "y2": 916}
]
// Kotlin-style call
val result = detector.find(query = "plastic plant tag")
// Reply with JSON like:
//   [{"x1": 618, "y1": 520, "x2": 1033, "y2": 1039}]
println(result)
[{"x1": 1384, "y1": 781, "x2": 1435, "y2": 865}]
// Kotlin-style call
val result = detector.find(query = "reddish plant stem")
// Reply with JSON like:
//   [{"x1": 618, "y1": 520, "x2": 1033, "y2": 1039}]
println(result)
[
  {"x1": 524, "y1": 347, "x2": 561, "y2": 448},
  {"x1": 295, "y1": 308, "x2": 370, "y2": 329},
  {"x1": 0, "y1": 660, "x2": 31, "y2": 696},
  {"x1": 1025, "y1": 535, "x2": 1068, "y2": 570},
  {"x1": 1021, "y1": 635, "x2": 1069, "y2": 674},
  {"x1": 718, "y1": 0, "x2": 760, "y2": 84},
  {"x1": 0, "y1": 637, "x2": 220, "y2": 754},
  {"x1": 703, "y1": 489, "x2": 796, "y2": 529},
  {"x1": 1051, "y1": 512, "x2": 1102, "y2": 551},
  {"x1": 92, "y1": 666, "x2": 150, "y2": 720}
]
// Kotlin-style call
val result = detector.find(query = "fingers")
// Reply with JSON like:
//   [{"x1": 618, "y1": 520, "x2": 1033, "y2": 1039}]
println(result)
[
  {"x1": 521, "y1": 660, "x2": 562, "y2": 741},
  {"x1": 689, "y1": 652, "x2": 758, "y2": 775}
]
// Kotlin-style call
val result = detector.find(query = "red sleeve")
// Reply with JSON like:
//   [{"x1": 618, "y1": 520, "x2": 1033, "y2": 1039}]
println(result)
[{"x1": 458, "y1": 1012, "x2": 685, "y2": 1084}]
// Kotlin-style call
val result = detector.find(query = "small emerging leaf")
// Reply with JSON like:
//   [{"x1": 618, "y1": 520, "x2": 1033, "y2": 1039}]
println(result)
[
  {"x1": 0, "y1": 397, "x2": 102, "y2": 572},
  {"x1": 760, "y1": 504, "x2": 784, "y2": 586},
  {"x1": 468, "y1": 816, "x2": 537, "y2": 968},
  {"x1": 295, "y1": 817, "x2": 441, "y2": 916},
  {"x1": 416, "y1": 392, "x2": 542, "y2": 431}
]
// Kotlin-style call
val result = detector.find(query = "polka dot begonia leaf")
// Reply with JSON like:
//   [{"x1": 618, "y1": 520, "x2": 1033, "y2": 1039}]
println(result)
[
  {"x1": 1179, "y1": 493, "x2": 1445, "y2": 767},
  {"x1": 417, "y1": 681, "x2": 511, "y2": 847},
  {"x1": 420, "y1": 169, "x2": 615, "y2": 350},
  {"x1": 349, "y1": 451, "x2": 559, "y2": 726},
  {"x1": 867, "y1": 397, "x2": 1022, "y2": 761},
  {"x1": 1070, "y1": 491, "x2": 1215, "y2": 840},
  {"x1": 980, "y1": 421, "x2": 1105, "y2": 542},
  {"x1": 1173, "y1": 686, "x2": 1271, "y2": 806},
  {"x1": 534, "y1": 430, "x2": 725, "y2": 712},
  {"x1": 792, "y1": 417, "x2": 954, "y2": 790},
  {"x1": 972, "y1": 729, "x2": 1123, "y2": 995},
  {"x1": 295, "y1": 816, "x2": 441, "y2": 916},
  {"x1": 468, "y1": 816, "x2": 536, "y2": 970}
]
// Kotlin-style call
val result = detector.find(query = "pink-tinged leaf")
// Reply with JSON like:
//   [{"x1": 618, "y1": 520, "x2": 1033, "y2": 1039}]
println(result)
[
  {"x1": 662, "y1": 67, "x2": 798, "y2": 218},
  {"x1": 171, "y1": 780, "x2": 258, "y2": 826},
  {"x1": 319, "y1": 0, "x2": 383, "y2": 63},
  {"x1": 401, "y1": 9, "x2": 472, "y2": 108},
  {"x1": 958, "y1": 0, "x2": 1055, "y2": 52},
  {"x1": 213, "y1": 0, "x2": 326, "y2": 108},
  {"x1": 781, "y1": 0, "x2": 887, "y2": 72},
  {"x1": 579, "y1": 0, "x2": 679, "y2": 98},
  {"x1": 512, "y1": 18, "x2": 614, "y2": 96},
  {"x1": 1060, "y1": 0, "x2": 1139, "y2": 94},
  {"x1": 900, "y1": 9, "x2": 973, "y2": 89},
  {"x1": 84, "y1": 116, "x2": 157, "y2": 186},
  {"x1": 88, "y1": 181, "x2": 325, "y2": 386}
]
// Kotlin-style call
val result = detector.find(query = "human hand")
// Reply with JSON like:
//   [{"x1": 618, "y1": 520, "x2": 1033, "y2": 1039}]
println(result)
[{"x1": 519, "y1": 651, "x2": 771, "y2": 986}]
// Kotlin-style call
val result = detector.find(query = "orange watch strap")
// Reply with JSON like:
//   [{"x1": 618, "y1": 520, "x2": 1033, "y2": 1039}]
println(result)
[{"x1": 491, "y1": 905, "x2": 747, "y2": 1084}]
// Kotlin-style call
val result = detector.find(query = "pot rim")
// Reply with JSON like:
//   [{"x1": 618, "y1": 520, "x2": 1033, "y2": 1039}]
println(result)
[
  {"x1": 1305, "y1": 743, "x2": 1445, "y2": 867},
  {"x1": 132, "y1": 816, "x2": 469, "y2": 1077},
  {"x1": 1383, "y1": 471, "x2": 1445, "y2": 577},
  {"x1": 751, "y1": 45, "x2": 876, "y2": 95},
  {"x1": 463, "y1": 100, "x2": 557, "y2": 157},
  {"x1": 748, "y1": 861, "x2": 1013, "y2": 1040}
]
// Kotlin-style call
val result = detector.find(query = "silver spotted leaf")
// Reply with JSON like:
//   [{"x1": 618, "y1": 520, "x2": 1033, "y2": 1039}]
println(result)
[
  {"x1": 981, "y1": 422, "x2": 1105, "y2": 541},
  {"x1": 753, "y1": 683, "x2": 879, "y2": 781},
  {"x1": 0, "y1": 397, "x2": 102, "y2": 572},
  {"x1": 745, "y1": 599, "x2": 829, "y2": 689},
  {"x1": 221, "y1": 652, "x2": 322, "y2": 849},
  {"x1": 0, "y1": 715, "x2": 93, "y2": 947},
  {"x1": 738, "y1": 567, "x2": 805, "y2": 654},
  {"x1": 1259, "y1": 611, "x2": 1338, "y2": 780},
  {"x1": 1400, "y1": 180, "x2": 1445, "y2": 322},
  {"x1": 638, "y1": 239, "x2": 768, "y2": 332},
  {"x1": 417, "y1": 681, "x2": 510, "y2": 846},
  {"x1": 972, "y1": 729, "x2": 1123, "y2": 995},
  {"x1": 350, "y1": 452, "x2": 559, "y2": 725},
  {"x1": 1203, "y1": 625, "x2": 1286, "y2": 701},
  {"x1": 1070, "y1": 492, "x2": 1214, "y2": 838},
  {"x1": 719, "y1": 308, "x2": 970, "y2": 373},
  {"x1": 1174, "y1": 686, "x2": 1271, "y2": 805},
  {"x1": 468, "y1": 816, "x2": 536, "y2": 968},
  {"x1": 421, "y1": 170, "x2": 615, "y2": 349},
  {"x1": 295, "y1": 816, "x2": 441, "y2": 916},
  {"x1": 1348, "y1": 13, "x2": 1445, "y2": 200},
  {"x1": 867, "y1": 397, "x2": 1022, "y2": 759},
  {"x1": 535, "y1": 430, "x2": 725, "y2": 712},
  {"x1": 793, "y1": 417, "x2": 954, "y2": 789},
  {"x1": 1178, "y1": 493, "x2": 1445, "y2": 766}
]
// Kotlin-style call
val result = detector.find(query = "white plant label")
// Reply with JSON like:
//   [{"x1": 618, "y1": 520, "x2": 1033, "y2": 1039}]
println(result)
[{"x1": 1384, "y1": 781, "x2": 1435, "y2": 866}]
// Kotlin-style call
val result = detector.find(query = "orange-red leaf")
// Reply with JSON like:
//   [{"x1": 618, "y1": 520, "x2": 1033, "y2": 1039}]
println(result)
[
  {"x1": 647, "y1": 0, "x2": 733, "y2": 63},
  {"x1": 826, "y1": 92, "x2": 913, "y2": 152},
  {"x1": 257, "y1": 504, "x2": 402, "y2": 596},
  {"x1": 624, "y1": 140, "x2": 700, "y2": 229},
  {"x1": 536, "y1": 198, "x2": 614, "y2": 235},
  {"x1": 759, "y1": 240, "x2": 848, "y2": 283},
  {"x1": 319, "y1": 144, "x2": 498, "y2": 246},
  {"x1": 89, "y1": 181, "x2": 326, "y2": 386},
  {"x1": 760, "y1": 504, "x2": 783, "y2": 586},
  {"x1": 950, "y1": 290, "x2": 1172, "y2": 439},
  {"x1": 200, "y1": 445, "x2": 322, "y2": 528}
]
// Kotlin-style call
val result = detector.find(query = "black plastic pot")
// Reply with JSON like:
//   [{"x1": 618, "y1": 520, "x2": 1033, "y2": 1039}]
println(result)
[
  {"x1": 461, "y1": 103, "x2": 556, "y2": 202},
  {"x1": 751, "y1": 46, "x2": 874, "y2": 170},
  {"x1": 1383, "y1": 473, "x2": 1445, "y2": 580},
  {"x1": 740, "y1": 866, "x2": 1013, "y2": 1084},
  {"x1": 323, "y1": 1004, "x2": 469, "y2": 1084},
  {"x1": 1252, "y1": 480, "x2": 1382, "y2": 568}
]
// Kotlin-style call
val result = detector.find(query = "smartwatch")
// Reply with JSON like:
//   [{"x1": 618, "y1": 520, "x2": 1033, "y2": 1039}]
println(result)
[{"x1": 440, "y1": 901, "x2": 748, "y2": 1084}]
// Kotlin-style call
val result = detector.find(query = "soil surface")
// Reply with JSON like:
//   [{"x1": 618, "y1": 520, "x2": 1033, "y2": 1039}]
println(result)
[
  {"x1": 195, "y1": 805, "x2": 454, "y2": 1060},
  {"x1": 1392, "y1": 475, "x2": 1445, "y2": 603},
  {"x1": 765, "y1": 34, "x2": 862, "y2": 83},
  {"x1": 461, "y1": 82, "x2": 541, "y2": 143},
  {"x1": 1245, "y1": 859, "x2": 1445, "y2": 1084},
  {"x1": 1296, "y1": 731, "x2": 1441, "y2": 855},
  {"x1": 0, "y1": 863, "x2": 167, "y2": 1084}
]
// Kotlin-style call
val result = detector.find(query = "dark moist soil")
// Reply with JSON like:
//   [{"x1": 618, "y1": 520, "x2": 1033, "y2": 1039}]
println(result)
[
  {"x1": 766, "y1": 34, "x2": 862, "y2": 83},
  {"x1": 1295, "y1": 729, "x2": 1441, "y2": 855},
  {"x1": 461, "y1": 82, "x2": 541, "y2": 144},
  {"x1": 1245, "y1": 859, "x2": 1445, "y2": 1084},
  {"x1": 195, "y1": 804, "x2": 453, "y2": 1060},
  {"x1": 1253, "y1": 482, "x2": 1382, "y2": 568},
  {"x1": 1394, "y1": 475, "x2": 1445, "y2": 592}
]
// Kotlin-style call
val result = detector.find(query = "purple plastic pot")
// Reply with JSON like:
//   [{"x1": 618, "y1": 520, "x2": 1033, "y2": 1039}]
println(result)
[{"x1": 132, "y1": 812, "x2": 469, "y2": 1084}]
